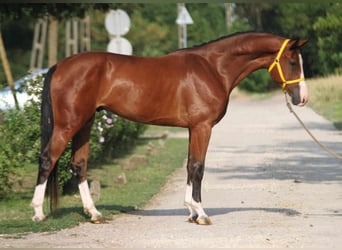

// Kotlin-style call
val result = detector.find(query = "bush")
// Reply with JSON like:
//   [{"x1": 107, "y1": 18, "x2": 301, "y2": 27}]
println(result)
[
  {"x1": 238, "y1": 69, "x2": 274, "y2": 93},
  {"x1": 0, "y1": 103, "x2": 40, "y2": 197},
  {"x1": 0, "y1": 72, "x2": 146, "y2": 198},
  {"x1": 92, "y1": 112, "x2": 146, "y2": 161}
]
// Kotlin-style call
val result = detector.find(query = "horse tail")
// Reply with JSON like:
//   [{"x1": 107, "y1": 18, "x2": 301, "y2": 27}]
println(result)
[{"x1": 40, "y1": 65, "x2": 59, "y2": 212}]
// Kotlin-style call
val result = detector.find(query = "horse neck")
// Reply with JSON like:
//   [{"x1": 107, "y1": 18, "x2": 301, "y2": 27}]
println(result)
[{"x1": 191, "y1": 33, "x2": 284, "y2": 92}]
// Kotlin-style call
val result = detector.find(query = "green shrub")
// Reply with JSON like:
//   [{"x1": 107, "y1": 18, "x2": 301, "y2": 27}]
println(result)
[
  {"x1": 0, "y1": 105, "x2": 39, "y2": 197},
  {"x1": 0, "y1": 72, "x2": 146, "y2": 197},
  {"x1": 92, "y1": 111, "x2": 146, "y2": 161},
  {"x1": 238, "y1": 69, "x2": 274, "y2": 93}
]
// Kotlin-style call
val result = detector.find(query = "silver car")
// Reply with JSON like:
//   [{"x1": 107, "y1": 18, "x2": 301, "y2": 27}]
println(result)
[{"x1": 0, "y1": 68, "x2": 48, "y2": 110}]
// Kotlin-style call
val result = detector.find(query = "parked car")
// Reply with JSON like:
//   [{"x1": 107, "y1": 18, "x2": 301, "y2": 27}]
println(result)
[{"x1": 0, "y1": 68, "x2": 48, "y2": 110}]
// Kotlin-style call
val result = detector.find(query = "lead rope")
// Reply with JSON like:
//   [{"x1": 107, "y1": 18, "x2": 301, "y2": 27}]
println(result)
[{"x1": 284, "y1": 92, "x2": 342, "y2": 160}]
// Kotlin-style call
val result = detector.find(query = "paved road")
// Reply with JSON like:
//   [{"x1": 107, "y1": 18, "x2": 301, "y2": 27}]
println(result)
[{"x1": 3, "y1": 93, "x2": 342, "y2": 248}]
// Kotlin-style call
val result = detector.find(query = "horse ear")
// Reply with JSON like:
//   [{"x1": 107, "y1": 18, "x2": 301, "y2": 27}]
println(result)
[{"x1": 290, "y1": 39, "x2": 309, "y2": 50}]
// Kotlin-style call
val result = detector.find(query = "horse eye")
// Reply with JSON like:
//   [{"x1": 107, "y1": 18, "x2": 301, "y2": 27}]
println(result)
[{"x1": 289, "y1": 60, "x2": 297, "y2": 66}]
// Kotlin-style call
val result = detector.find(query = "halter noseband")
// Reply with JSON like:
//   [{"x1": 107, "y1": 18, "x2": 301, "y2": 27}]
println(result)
[{"x1": 268, "y1": 39, "x2": 305, "y2": 89}]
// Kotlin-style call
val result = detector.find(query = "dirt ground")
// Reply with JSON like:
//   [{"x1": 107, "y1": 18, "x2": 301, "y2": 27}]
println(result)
[{"x1": 2, "y1": 93, "x2": 342, "y2": 248}]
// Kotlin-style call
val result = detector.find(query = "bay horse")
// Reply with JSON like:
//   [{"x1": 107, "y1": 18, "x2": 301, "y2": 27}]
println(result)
[{"x1": 31, "y1": 32, "x2": 308, "y2": 225}]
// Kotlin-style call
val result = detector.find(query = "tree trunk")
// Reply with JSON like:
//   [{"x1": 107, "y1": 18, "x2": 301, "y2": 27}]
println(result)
[
  {"x1": 0, "y1": 30, "x2": 19, "y2": 110},
  {"x1": 255, "y1": 5, "x2": 263, "y2": 31}
]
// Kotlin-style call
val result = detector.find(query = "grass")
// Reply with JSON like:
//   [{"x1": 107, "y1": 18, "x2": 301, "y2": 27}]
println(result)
[
  {"x1": 307, "y1": 75, "x2": 342, "y2": 130},
  {"x1": 0, "y1": 127, "x2": 188, "y2": 236}
]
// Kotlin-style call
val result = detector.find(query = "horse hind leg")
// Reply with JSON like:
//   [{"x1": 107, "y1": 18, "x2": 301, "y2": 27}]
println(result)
[
  {"x1": 31, "y1": 128, "x2": 71, "y2": 222},
  {"x1": 31, "y1": 178, "x2": 47, "y2": 222},
  {"x1": 70, "y1": 115, "x2": 102, "y2": 223}
]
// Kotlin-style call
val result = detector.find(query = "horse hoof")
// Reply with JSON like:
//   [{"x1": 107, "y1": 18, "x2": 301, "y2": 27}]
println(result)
[
  {"x1": 188, "y1": 215, "x2": 198, "y2": 223},
  {"x1": 196, "y1": 216, "x2": 212, "y2": 225},
  {"x1": 32, "y1": 215, "x2": 45, "y2": 222},
  {"x1": 91, "y1": 213, "x2": 103, "y2": 224},
  {"x1": 91, "y1": 219, "x2": 101, "y2": 224}
]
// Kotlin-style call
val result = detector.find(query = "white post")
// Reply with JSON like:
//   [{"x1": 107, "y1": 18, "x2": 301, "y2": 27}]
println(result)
[
  {"x1": 176, "y1": 4, "x2": 193, "y2": 49},
  {"x1": 182, "y1": 24, "x2": 187, "y2": 48}
]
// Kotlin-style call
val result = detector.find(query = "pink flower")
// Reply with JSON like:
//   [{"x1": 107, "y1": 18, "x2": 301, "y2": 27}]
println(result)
[{"x1": 106, "y1": 118, "x2": 113, "y2": 124}]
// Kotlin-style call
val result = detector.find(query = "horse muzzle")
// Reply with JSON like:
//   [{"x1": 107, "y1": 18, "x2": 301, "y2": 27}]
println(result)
[{"x1": 287, "y1": 81, "x2": 308, "y2": 106}]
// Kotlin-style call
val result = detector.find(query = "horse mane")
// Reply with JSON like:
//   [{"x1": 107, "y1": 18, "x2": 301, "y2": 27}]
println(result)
[
  {"x1": 173, "y1": 30, "x2": 257, "y2": 53},
  {"x1": 192, "y1": 31, "x2": 257, "y2": 48}
]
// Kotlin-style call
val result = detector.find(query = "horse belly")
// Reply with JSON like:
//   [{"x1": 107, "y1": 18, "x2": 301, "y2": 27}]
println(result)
[{"x1": 101, "y1": 84, "x2": 188, "y2": 127}]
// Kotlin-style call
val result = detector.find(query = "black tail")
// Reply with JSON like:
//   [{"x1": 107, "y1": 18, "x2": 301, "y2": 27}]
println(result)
[{"x1": 40, "y1": 65, "x2": 59, "y2": 212}]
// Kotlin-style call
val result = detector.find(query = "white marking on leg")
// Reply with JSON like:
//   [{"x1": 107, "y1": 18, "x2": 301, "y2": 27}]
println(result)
[
  {"x1": 189, "y1": 199, "x2": 212, "y2": 225},
  {"x1": 184, "y1": 183, "x2": 192, "y2": 204},
  {"x1": 184, "y1": 184, "x2": 197, "y2": 221},
  {"x1": 189, "y1": 199, "x2": 208, "y2": 219},
  {"x1": 184, "y1": 183, "x2": 210, "y2": 224},
  {"x1": 30, "y1": 180, "x2": 47, "y2": 222},
  {"x1": 78, "y1": 180, "x2": 102, "y2": 222}
]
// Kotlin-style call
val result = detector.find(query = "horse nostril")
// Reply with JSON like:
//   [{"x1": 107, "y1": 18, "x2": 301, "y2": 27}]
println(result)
[{"x1": 291, "y1": 95, "x2": 300, "y2": 105}]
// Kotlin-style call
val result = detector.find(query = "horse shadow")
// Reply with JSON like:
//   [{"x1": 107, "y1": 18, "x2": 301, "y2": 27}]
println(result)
[
  {"x1": 48, "y1": 204, "x2": 136, "y2": 220},
  {"x1": 127, "y1": 206, "x2": 300, "y2": 217},
  {"x1": 48, "y1": 205, "x2": 300, "y2": 222}
]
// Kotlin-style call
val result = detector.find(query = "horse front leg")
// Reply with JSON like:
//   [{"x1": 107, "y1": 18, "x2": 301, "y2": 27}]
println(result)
[{"x1": 184, "y1": 123, "x2": 212, "y2": 225}]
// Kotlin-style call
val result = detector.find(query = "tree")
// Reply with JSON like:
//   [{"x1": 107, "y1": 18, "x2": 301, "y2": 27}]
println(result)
[
  {"x1": 313, "y1": 3, "x2": 342, "y2": 75},
  {"x1": 234, "y1": 3, "x2": 272, "y2": 31},
  {"x1": 233, "y1": 2, "x2": 336, "y2": 77},
  {"x1": 0, "y1": 3, "x2": 112, "y2": 86},
  {"x1": 187, "y1": 3, "x2": 227, "y2": 47},
  {"x1": 271, "y1": 3, "x2": 329, "y2": 77},
  {"x1": 0, "y1": 3, "x2": 341, "y2": 86}
]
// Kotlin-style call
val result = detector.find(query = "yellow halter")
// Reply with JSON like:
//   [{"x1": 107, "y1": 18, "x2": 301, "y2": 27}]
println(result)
[{"x1": 268, "y1": 39, "x2": 305, "y2": 89}]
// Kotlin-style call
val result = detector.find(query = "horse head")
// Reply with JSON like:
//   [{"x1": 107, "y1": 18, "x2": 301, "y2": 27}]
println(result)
[{"x1": 268, "y1": 39, "x2": 309, "y2": 106}]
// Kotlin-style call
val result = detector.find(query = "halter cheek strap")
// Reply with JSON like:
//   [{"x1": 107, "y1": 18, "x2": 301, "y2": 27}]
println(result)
[{"x1": 268, "y1": 39, "x2": 305, "y2": 89}]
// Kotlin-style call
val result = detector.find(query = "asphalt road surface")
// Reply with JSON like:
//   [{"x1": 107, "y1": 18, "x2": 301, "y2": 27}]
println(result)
[{"x1": 2, "y1": 93, "x2": 342, "y2": 248}]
